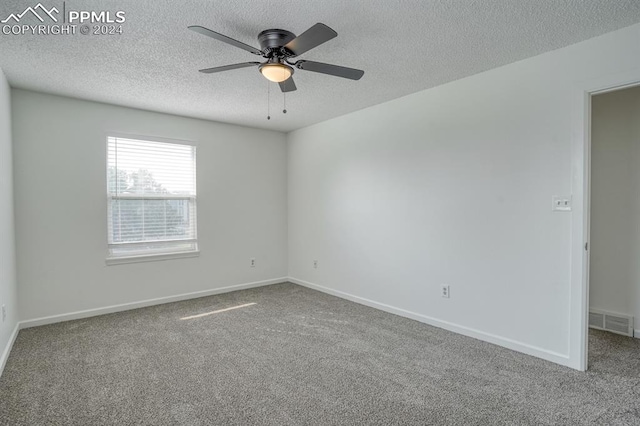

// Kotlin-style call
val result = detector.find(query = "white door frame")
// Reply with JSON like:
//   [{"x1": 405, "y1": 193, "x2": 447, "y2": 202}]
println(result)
[{"x1": 569, "y1": 69, "x2": 640, "y2": 371}]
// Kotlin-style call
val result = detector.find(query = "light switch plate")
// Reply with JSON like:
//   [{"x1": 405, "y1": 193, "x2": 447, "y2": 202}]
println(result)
[{"x1": 552, "y1": 195, "x2": 572, "y2": 212}]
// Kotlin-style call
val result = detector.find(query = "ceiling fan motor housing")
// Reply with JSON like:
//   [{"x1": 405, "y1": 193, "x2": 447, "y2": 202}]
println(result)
[{"x1": 258, "y1": 29, "x2": 296, "y2": 56}]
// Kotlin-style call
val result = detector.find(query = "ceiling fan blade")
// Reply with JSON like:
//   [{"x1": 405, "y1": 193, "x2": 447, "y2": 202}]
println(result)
[
  {"x1": 284, "y1": 23, "x2": 337, "y2": 57},
  {"x1": 295, "y1": 60, "x2": 364, "y2": 80},
  {"x1": 279, "y1": 78, "x2": 297, "y2": 92},
  {"x1": 189, "y1": 26, "x2": 262, "y2": 55},
  {"x1": 199, "y1": 62, "x2": 261, "y2": 74}
]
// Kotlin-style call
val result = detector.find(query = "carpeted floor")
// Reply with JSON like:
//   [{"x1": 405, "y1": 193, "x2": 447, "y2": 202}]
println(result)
[{"x1": 1, "y1": 282, "x2": 639, "y2": 425}]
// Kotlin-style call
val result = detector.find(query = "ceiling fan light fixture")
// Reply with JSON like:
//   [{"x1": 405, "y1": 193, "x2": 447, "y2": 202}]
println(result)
[{"x1": 260, "y1": 63, "x2": 293, "y2": 83}]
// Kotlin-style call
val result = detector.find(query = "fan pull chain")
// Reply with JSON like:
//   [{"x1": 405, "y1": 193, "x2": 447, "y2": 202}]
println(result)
[
  {"x1": 283, "y1": 90, "x2": 287, "y2": 114},
  {"x1": 283, "y1": 67, "x2": 287, "y2": 114},
  {"x1": 267, "y1": 80, "x2": 271, "y2": 120}
]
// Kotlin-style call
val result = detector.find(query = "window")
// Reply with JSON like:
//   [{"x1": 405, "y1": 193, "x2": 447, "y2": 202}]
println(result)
[{"x1": 106, "y1": 135, "x2": 197, "y2": 263}]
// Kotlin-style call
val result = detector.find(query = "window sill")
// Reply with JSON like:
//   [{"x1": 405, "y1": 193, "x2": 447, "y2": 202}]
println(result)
[{"x1": 105, "y1": 250, "x2": 200, "y2": 266}]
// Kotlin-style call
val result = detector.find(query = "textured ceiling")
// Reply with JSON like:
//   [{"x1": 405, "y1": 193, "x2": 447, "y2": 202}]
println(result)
[{"x1": 1, "y1": 0, "x2": 640, "y2": 132}]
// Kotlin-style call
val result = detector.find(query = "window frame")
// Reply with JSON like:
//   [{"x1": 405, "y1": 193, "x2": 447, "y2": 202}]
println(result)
[{"x1": 105, "y1": 132, "x2": 199, "y2": 265}]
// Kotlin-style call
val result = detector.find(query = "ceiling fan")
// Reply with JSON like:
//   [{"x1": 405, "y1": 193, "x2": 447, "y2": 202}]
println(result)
[{"x1": 188, "y1": 23, "x2": 364, "y2": 92}]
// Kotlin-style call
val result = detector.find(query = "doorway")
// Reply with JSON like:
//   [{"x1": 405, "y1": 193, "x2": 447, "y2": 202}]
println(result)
[{"x1": 587, "y1": 84, "x2": 640, "y2": 370}]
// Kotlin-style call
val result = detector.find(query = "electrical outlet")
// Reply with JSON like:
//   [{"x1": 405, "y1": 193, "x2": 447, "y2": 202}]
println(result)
[
  {"x1": 313, "y1": 260, "x2": 318, "y2": 269},
  {"x1": 441, "y1": 285, "x2": 450, "y2": 299},
  {"x1": 250, "y1": 258, "x2": 256, "y2": 268},
  {"x1": 1, "y1": 305, "x2": 5, "y2": 322}
]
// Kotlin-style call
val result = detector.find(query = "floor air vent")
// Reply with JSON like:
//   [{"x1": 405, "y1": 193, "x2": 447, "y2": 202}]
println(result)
[{"x1": 589, "y1": 309, "x2": 634, "y2": 337}]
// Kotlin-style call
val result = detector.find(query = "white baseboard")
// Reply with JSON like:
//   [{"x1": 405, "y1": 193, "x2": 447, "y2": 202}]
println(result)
[
  {"x1": 20, "y1": 277, "x2": 288, "y2": 329},
  {"x1": 635, "y1": 329, "x2": 640, "y2": 339},
  {"x1": 0, "y1": 323, "x2": 20, "y2": 379},
  {"x1": 288, "y1": 277, "x2": 572, "y2": 368}
]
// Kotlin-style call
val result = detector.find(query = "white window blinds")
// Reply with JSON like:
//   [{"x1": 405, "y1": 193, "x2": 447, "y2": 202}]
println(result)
[{"x1": 107, "y1": 135, "x2": 197, "y2": 259}]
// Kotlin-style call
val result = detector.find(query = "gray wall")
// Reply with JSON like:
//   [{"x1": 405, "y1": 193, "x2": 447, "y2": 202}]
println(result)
[
  {"x1": 0, "y1": 68, "x2": 18, "y2": 374},
  {"x1": 12, "y1": 90, "x2": 288, "y2": 321},
  {"x1": 287, "y1": 23, "x2": 640, "y2": 368}
]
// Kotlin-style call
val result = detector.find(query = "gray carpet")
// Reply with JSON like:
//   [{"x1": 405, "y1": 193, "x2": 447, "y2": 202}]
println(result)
[{"x1": 1, "y1": 283, "x2": 639, "y2": 425}]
